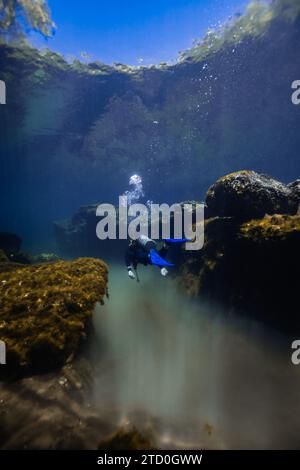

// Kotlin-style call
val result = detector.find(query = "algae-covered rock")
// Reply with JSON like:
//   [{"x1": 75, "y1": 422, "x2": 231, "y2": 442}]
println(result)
[
  {"x1": 178, "y1": 213, "x2": 300, "y2": 333},
  {"x1": 177, "y1": 216, "x2": 238, "y2": 298},
  {"x1": 205, "y1": 171, "x2": 299, "y2": 221},
  {"x1": 0, "y1": 249, "x2": 27, "y2": 273},
  {"x1": 178, "y1": 171, "x2": 300, "y2": 332},
  {"x1": 240, "y1": 213, "x2": 300, "y2": 242},
  {"x1": 98, "y1": 425, "x2": 155, "y2": 451},
  {"x1": 0, "y1": 257, "x2": 108, "y2": 378}
]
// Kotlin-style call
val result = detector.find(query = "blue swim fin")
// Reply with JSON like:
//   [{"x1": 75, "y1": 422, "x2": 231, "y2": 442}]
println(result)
[
  {"x1": 163, "y1": 238, "x2": 191, "y2": 244},
  {"x1": 149, "y1": 249, "x2": 174, "y2": 267}
]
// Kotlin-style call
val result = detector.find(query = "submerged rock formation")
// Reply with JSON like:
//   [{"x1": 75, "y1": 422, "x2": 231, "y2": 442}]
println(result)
[
  {"x1": 205, "y1": 171, "x2": 300, "y2": 220},
  {"x1": 54, "y1": 204, "x2": 127, "y2": 258},
  {"x1": 0, "y1": 257, "x2": 108, "y2": 378},
  {"x1": 0, "y1": 232, "x2": 22, "y2": 256},
  {"x1": 179, "y1": 171, "x2": 300, "y2": 333},
  {"x1": 0, "y1": 356, "x2": 113, "y2": 449},
  {"x1": 0, "y1": 256, "x2": 156, "y2": 450},
  {"x1": 54, "y1": 205, "x2": 102, "y2": 257},
  {"x1": 98, "y1": 425, "x2": 155, "y2": 451}
]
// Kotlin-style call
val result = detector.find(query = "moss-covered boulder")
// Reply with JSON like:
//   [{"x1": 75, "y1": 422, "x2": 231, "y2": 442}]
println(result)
[
  {"x1": 179, "y1": 171, "x2": 300, "y2": 332},
  {"x1": 178, "y1": 213, "x2": 300, "y2": 333},
  {"x1": 0, "y1": 258, "x2": 108, "y2": 378},
  {"x1": 205, "y1": 171, "x2": 299, "y2": 221}
]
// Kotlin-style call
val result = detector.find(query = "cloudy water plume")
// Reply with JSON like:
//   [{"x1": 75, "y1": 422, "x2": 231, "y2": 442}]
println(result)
[{"x1": 91, "y1": 265, "x2": 300, "y2": 449}]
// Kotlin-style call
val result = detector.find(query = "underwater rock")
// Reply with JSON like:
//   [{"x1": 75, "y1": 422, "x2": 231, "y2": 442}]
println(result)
[
  {"x1": 0, "y1": 232, "x2": 22, "y2": 256},
  {"x1": 178, "y1": 173, "x2": 300, "y2": 333},
  {"x1": 0, "y1": 355, "x2": 154, "y2": 449},
  {"x1": 179, "y1": 214, "x2": 300, "y2": 332},
  {"x1": 54, "y1": 205, "x2": 101, "y2": 257},
  {"x1": 178, "y1": 216, "x2": 238, "y2": 298},
  {"x1": 0, "y1": 262, "x2": 27, "y2": 273},
  {"x1": 0, "y1": 356, "x2": 114, "y2": 450},
  {"x1": 0, "y1": 255, "x2": 28, "y2": 273},
  {"x1": 288, "y1": 180, "x2": 300, "y2": 207},
  {"x1": 54, "y1": 204, "x2": 127, "y2": 259},
  {"x1": 0, "y1": 257, "x2": 108, "y2": 378},
  {"x1": 98, "y1": 425, "x2": 155, "y2": 451},
  {"x1": 205, "y1": 171, "x2": 299, "y2": 221}
]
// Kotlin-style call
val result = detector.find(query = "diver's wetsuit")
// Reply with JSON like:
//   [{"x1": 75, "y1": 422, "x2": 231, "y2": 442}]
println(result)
[{"x1": 125, "y1": 235, "x2": 168, "y2": 272}]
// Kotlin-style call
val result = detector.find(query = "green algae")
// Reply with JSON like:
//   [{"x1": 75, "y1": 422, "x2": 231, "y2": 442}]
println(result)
[{"x1": 240, "y1": 214, "x2": 300, "y2": 241}]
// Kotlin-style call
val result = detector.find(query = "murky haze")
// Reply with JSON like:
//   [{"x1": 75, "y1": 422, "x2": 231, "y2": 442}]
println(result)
[{"x1": 91, "y1": 265, "x2": 300, "y2": 449}]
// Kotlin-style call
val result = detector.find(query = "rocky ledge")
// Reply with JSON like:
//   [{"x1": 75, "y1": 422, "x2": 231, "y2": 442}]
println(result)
[
  {"x1": 178, "y1": 171, "x2": 300, "y2": 333},
  {"x1": 0, "y1": 257, "x2": 108, "y2": 379}
]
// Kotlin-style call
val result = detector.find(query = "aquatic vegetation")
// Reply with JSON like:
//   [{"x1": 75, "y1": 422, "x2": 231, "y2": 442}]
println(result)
[
  {"x1": 240, "y1": 213, "x2": 300, "y2": 241},
  {"x1": 0, "y1": 257, "x2": 108, "y2": 378},
  {"x1": 0, "y1": 0, "x2": 55, "y2": 38}
]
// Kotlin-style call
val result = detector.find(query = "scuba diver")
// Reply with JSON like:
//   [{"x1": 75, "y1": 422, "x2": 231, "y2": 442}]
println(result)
[{"x1": 125, "y1": 234, "x2": 188, "y2": 281}]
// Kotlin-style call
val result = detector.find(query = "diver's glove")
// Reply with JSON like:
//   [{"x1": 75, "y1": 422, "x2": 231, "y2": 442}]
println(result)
[
  {"x1": 128, "y1": 268, "x2": 135, "y2": 280},
  {"x1": 160, "y1": 267, "x2": 168, "y2": 277}
]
